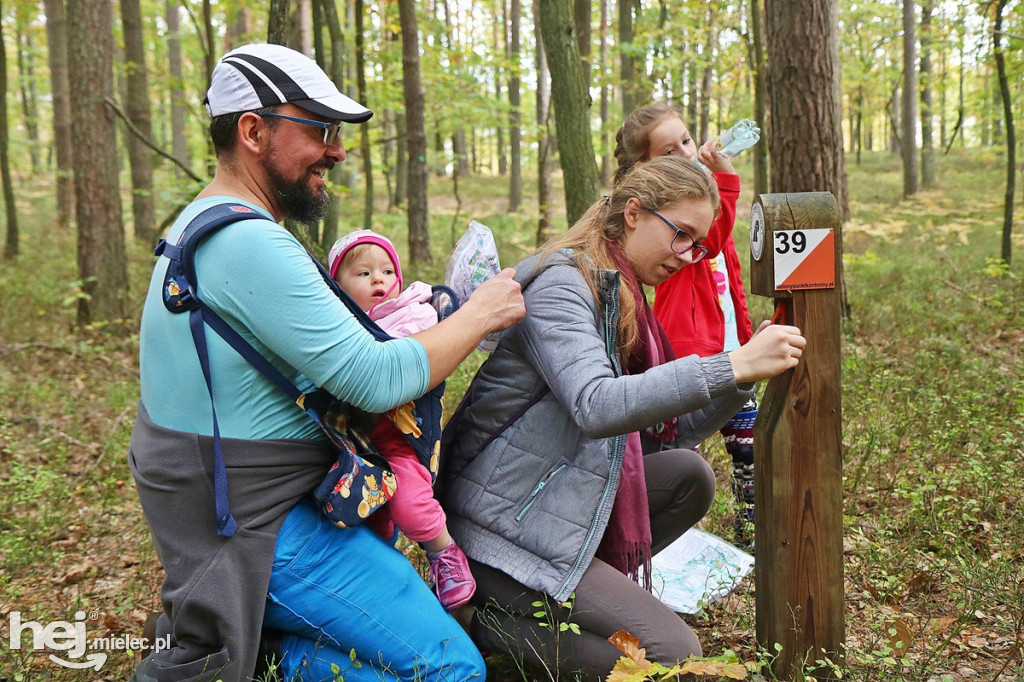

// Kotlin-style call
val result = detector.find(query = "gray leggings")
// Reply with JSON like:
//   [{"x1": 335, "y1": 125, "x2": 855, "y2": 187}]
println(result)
[{"x1": 468, "y1": 448, "x2": 716, "y2": 680}]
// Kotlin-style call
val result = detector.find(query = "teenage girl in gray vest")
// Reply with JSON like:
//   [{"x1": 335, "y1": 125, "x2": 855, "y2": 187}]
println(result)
[{"x1": 442, "y1": 157, "x2": 805, "y2": 679}]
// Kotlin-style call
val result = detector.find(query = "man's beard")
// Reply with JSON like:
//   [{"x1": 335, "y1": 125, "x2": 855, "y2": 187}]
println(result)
[{"x1": 262, "y1": 156, "x2": 333, "y2": 225}]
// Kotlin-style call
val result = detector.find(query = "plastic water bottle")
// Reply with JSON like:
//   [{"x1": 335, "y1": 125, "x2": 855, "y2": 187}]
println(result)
[{"x1": 716, "y1": 119, "x2": 761, "y2": 158}]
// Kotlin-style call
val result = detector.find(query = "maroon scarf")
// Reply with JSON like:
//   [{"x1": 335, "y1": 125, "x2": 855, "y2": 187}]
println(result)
[{"x1": 595, "y1": 240, "x2": 677, "y2": 589}]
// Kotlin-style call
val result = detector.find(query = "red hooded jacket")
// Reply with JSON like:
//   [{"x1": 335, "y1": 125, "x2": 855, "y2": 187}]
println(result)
[{"x1": 653, "y1": 172, "x2": 753, "y2": 358}]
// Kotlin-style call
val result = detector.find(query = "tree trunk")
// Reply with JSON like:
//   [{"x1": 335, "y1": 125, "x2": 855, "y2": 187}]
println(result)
[
  {"x1": 227, "y1": 7, "x2": 252, "y2": 47},
  {"x1": 938, "y1": 5, "x2": 947, "y2": 150},
  {"x1": 318, "y1": 0, "x2": 346, "y2": 251},
  {"x1": 440, "y1": 1, "x2": 469, "y2": 178},
  {"x1": 120, "y1": 0, "x2": 156, "y2": 241},
  {"x1": 855, "y1": 89, "x2": 864, "y2": 164},
  {"x1": 43, "y1": 0, "x2": 75, "y2": 227},
  {"x1": 295, "y1": 0, "x2": 312, "y2": 55},
  {"x1": 993, "y1": 0, "x2": 1014, "y2": 265},
  {"x1": 395, "y1": 112, "x2": 408, "y2": 208},
  {"x1": 312, "y1": 0, "x2": 325, "y2": 69},
  {"x1": 508, "y1": 0, "x2": 522, "y2": 212},
  {"x1": 699, "y1": 6, "x2": 716, "y2": 143},
  {"x1": 268, "y1": 0, "x2": 291, "y2": 45},
  {"x1": 398, "y1": 0, "x2": 431, "y2": 264},
  {"x1": 495, "y1": 115, "x2": 506, "y2": 175},
  {"x1": 1, "y1": 0, "x2": 19, "y2": 259},
  {"x1": 765, "y1": 0, "x2": 849, "y2": 325},
  {"x1": 653, "y1": 0, "x2": 668, "y2": 96},
  {"x1": 380, "y1": 110, "x2": 393, "y2": 208},
  {"x1": 494, "y1": 9, "x2": 507, "y2": 176},
  {"x1": 766, "y1": 0, "x2": 848, "y2": 207},
  {"x1": 166, "y1": 2, "x2": 191, "y2": 176},
  {"x1": 539, "y1": 0, "x2": 600, "y2": 226},
  {"x1": 534, "y1": 0, "x2": 554, "y2": 244},
  {"x1": 990, "y1": 69, "x2": 1001, "y2": 144},
  {"x1": 354, "y1": 0, "x2": 373, "y2": 229},
  {"x1": 202, "y1": 0, "x2": 216, "y2": 175},
  {"x1": 599, "y1": 0, "x2": 612, "y2": 187},
  {"x1": 618, "y1": 0, "x2": 638, "y2": 116},
  {"x1": 750, "y1": 0, "x2": 769, "y2": 196},
  {"x1": 889, "y1": 77, "x2": 900, "y2": 154},
  {"x1": 919, "y1": 0, "x2": 936, "y2": 188},
  {"x1": 433, "y1": 128, "x2": 446, "y2": 176},
  {"x1": 470, "y1": 126, "x2": 478, "y2": 173},
  {"x1": 956, "y1": 34, "x2": 964, "y2": 150},
  {"x1": 310, "y1": 0, "x2": 326, "y2": 246},
  {"x1": 901, "y1": 0, "x2": 918, "y2": 197},
  {"x1": 267, "y1": 0, "x2": 314, "y2": 249},
  {"x1": 15, "y1": 23, "x2": 40, "y2": 174},
  {"x1": 67, "y1": 0, "x2": 129, "y2": 326},
  {"x1": 454, "y1": 129, "x2": 469, "y2": 177},
  {"x1": 201, "y1": 0, "x2": 215, "y2": 80},
  {"x1": 376, "y1": 4, "x2": 400, "y2": 212},
  {"x1": 574, "y1": 0, "x2": 591, "y2": 87}
]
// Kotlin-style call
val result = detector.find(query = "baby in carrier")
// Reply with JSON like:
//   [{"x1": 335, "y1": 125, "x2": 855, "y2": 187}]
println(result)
[{"x1": 328, "y1": 230, "x2": 475, "y2": 611}]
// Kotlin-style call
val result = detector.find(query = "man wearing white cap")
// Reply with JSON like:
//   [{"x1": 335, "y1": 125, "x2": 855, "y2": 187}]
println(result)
[{"x1": 129, "y1": 43, "x2": 522, "y2": 682}]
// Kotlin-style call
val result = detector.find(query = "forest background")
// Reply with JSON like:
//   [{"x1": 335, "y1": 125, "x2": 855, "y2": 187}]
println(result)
[{"x1": 0, "y1": 0, "x2": 1022, "y2": 681}]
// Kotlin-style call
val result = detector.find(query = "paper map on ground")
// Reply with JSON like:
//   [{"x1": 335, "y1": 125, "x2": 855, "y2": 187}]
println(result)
[{"x1": 650, "y1": 529, "x2": 754, "y2": 614}]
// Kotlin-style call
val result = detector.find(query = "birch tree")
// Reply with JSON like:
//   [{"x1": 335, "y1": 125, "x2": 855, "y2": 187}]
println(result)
[{"x1": 901, "y1": 0, "x2": 919, "y2": 196}]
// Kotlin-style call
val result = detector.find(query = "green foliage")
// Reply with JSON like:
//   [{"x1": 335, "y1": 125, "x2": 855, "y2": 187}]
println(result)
[
  {"x1": 532, "y1": 595, "x2": 582, "y2": 636},
  {"x1": 0, "y1": 453, "x2": 65, "y2": 571}
]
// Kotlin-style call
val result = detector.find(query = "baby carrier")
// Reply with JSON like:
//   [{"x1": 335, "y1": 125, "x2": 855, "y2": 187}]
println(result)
[{"x1": 154, "y1": 203, "x2": 457, "y2": 536}]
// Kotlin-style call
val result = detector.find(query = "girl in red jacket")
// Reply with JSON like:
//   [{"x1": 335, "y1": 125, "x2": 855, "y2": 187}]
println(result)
[{"x1": 615, "y1": 103, "x2": 758, "y2": 547}]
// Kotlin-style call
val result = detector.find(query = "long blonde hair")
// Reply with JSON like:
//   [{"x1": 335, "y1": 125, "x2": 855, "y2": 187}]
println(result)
[
  {"x1": 613, "y1": 103, "x2": 687, "y2": 185},
  {"x1": 541, "y1": 156, "x2": 720, "y2": 362}
]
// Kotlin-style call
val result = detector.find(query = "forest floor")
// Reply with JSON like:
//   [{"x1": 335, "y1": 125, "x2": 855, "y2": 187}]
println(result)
[{"x1": 1, "y1": 150, "x2": 1023, "y2": 681}]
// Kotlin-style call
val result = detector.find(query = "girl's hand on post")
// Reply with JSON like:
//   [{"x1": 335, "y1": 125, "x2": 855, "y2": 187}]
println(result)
[{"x1": 728, "y1": 323, "x2": 806, "y2": 383}]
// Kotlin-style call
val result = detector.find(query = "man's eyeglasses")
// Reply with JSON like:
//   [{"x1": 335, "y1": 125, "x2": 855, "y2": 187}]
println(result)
[
  {"x1": 647, "y1": 208, "x2": 709, "y2": 263},
  {"x1": 259, "y1": 112, "x2": 342, "y2": 146}
]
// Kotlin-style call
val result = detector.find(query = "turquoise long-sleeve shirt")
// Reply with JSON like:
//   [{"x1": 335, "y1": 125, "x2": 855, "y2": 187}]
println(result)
[{"x1": 139, "y1": 196, "x2": 430, "y2": 440}]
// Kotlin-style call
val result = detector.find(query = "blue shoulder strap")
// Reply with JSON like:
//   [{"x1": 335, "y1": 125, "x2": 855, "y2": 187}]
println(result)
[
  {"x1": 155, "y1": 203, "x2": 267, "y2": 314},
  {"x1": 155, "y1": 204, "x2": 280, "y2": 537}
]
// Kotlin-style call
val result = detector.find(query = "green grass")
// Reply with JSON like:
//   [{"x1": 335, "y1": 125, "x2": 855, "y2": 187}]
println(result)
[{"x1": 2, "y1": 151, "x2": 1023, "y2": 680}]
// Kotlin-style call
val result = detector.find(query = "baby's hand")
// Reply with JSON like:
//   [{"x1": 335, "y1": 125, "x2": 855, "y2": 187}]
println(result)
[{"x1": 697, "y1": 138, "x2": 736, "y2": 174}]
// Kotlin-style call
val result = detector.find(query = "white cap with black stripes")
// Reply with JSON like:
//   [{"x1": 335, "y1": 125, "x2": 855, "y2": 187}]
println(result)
[{"x1": 204, "y1": 43, "x2": 372, "y2": 123}]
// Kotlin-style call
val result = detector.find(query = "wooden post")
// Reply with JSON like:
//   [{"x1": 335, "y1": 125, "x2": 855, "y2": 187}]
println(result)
[{"x1": 748, "y1": 192, "x2": 844, "y2": 680}]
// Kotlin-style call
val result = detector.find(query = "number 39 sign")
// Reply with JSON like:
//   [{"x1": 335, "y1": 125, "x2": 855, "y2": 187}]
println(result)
[{"x1": 772, "y1": 228, "x2": 835, "y2": 291}]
